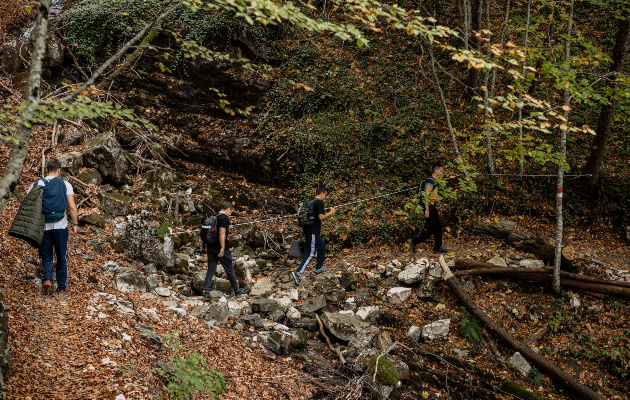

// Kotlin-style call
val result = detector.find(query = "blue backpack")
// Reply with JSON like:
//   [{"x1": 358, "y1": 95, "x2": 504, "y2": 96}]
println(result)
[{"x1": 39, "y1": 178, "x2": 68, "y2": 222}]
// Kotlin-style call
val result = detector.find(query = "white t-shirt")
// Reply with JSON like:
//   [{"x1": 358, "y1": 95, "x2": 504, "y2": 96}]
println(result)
[{"x1": 27, "y1": 176, "x2": 74, "y2": 231}]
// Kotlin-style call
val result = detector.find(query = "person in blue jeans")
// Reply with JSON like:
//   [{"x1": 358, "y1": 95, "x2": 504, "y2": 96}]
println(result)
[
  {"x1": 291, "y1": 186, "x2": 336, "y2": 284},
  {"x1": 27, "y1": 158, "x2": 78, "y2": 296}
]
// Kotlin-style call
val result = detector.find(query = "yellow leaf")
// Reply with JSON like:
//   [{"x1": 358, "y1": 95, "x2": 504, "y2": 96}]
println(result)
[
  {"x1": 339, "y1": 232, "x2": 348, "y2": 241},
  {"x1": 561, "y1": 105, "x2": 571, "y2": 111},
  {"x1": 423, "y1": 391, "x2": 429, "y2": 399}
]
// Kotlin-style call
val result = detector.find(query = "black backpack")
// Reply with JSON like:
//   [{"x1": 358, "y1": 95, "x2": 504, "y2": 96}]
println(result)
[
  {"x1": 297, "y1": 199, "x2": 317, "y2": 227},
  {"x1": 200, "y1": 213, "x2": 219, "y2": 245},
  {"x1": 417, "y1": 177, "x2": 433, "y2": 195}
]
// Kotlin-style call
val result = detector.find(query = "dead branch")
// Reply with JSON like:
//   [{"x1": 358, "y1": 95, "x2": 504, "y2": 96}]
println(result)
[
  {"x1": 60, "y1": 118, "x2": 85, "y2": 129},
  {"x1": 41, "y1": 147, "x2": 51, "y2": 176},
  {"x1": 438, "y1": 256, "x2": 606, "y2": 400},
  {"x1": 315, "y1": 314, "x2": 346, "y2": 364},
  {"x1": 76, "y1": 193, "x2": 94, "y2": 208},
  {"x1": 51, "y1": 120, "x2": 58, "y2": 146},
  {"x1": 523, "y1": 324, "x2": 549, "y2": 346},
  {"x1": 137, "y1": 155, "x2": 173, "y2": 170}
]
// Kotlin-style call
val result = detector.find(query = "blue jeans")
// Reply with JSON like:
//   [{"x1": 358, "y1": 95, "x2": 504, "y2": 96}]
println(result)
[
  {"x1": 295, "y1": 234, "x2": 326, "y2": 275},
  {"x1": 38, "y1": 228, "x2": 69, "y2": 289}
]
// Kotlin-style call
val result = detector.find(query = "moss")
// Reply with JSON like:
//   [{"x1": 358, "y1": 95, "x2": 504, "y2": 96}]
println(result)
[
  {"x1": 102, "y1": 192, "x2": 132, "y2": 202},
  {"x1": 501, "y1": 381, "x2": 546, "y2": 400},
  {"x1": 77, "y1": 168, "x2": 102, "y2": 185},
  {"x1": 82, "y1": 214, "x2": 106, "y2": 229},
  {"x1": 86, "y1": 131, "x2": 111, "y2": 149},
  {"x1": 156, "y1": 219, "x2": 174, "y2": 236},
  {"x1": 12, "y1": 190, "x2": 25, "y2": 202},
  {"x1": 173, "y1": 237, "x2": 182, "y2": 249},
  {"x1": 367, "y1": 356, "x2": 400, "y2": 386},
  {"x1": 175, "y1": 172, "x2": 186, "y2": 182},
  {"x1": 107, "y1": 235, "x2": 124, "y2": 253},
  {"x1": 180, "y1": 232, "x2": 196, "y2": 246},
  {"x1": 41, "y1": 68, "x2": 52, "y2": 81},
  {"x1": 125, "y1": 151, "x2": 136, "y2": 163}
]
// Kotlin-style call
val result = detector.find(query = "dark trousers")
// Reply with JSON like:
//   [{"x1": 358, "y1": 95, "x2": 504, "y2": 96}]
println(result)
[
  {"x1": 38, "y1": 228, "x2": 69, "y2": 289},
  {"x1": 295, "y1": 233, "x2": 326, "y2": 275},
  {"x1": 411, "y1": 204, "x2": 443, "y2": 251},
  {"x1": 203, "y1": 248, "x2": 239, "y2": 294}
]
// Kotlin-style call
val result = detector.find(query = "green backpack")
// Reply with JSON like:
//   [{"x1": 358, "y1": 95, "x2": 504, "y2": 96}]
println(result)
[{"x1": 9, "y1": 185, "x2": 46, "y2": 248}]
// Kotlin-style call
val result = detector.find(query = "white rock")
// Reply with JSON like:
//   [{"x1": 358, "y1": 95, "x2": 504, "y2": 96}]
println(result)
[
  {"x1": 366, "y1": 271, "x2": 379, "y2": 279},
  {"x1": 115, "y1": 395, "x2": 126, "y2": 400},
  {"x1": 240, "y1": 301, "x2": 252, "y2": 315},
  {"x1": 273, "y1": 323, "x2": 289, "y2": 331},
  {"x1": 386, "y1": 287, "x2": 412, "y2": 305},
  {"x1": 519, "y1": 259, "x2": 544, "y2": 269},
  {"x1": 338, "y1": 310, "x2": 355, "y2": 315},
  {"x1": 392, "y1": 259, "x2": 402, "y2": 268},
  {"x1": 356, "y1": 306, "x2": 380, "y2": 322},
  {"x1": 98, "y1": 312, "x2": 108, "y2": 319},
  {"x1": 422, "y1": 319, "x2": 450, "y2": 340},
  {"x1": 275, "y1": 298, "x2": 293, "y2": 312},
  {"x1": 398, "y1": 265, "x2": 427, "y2": 284},
  {"x1": 181, "y1": 299, "x2": 204, "y2": 308},
  {"x1": 346, "y1": 297, "x2": 355, "y2": 303},
  {"x1": 101, "y1": 357, "x2": 116, "y2": 366},
  {"x1": 406, "y1": 325, "x2": 422, "y2": 341},
  {"x1": 122, "y1": 333, "x2": 132, "y2": 341},
  {"x1": 282, "y1": 289, "x2": 300, "y2": 301},
  {"x1": 154, "y1": 287, "x2": 171, "y2": 297},
  {"x1": 509, "y1": 352, "x2": 531, "y2": 376},
  {"x1": 286, "y1": 307, "x2": 301, "y2": 321},
  {"x1": 218, "y1": 296, "x2": 227, "y2": 304},
  {"x1": 428, "y1": 264, "x2": 442, "y2": 279},
  {"x1": 377, "y1": 264, "x2": 386, "y2": 274},
  {"x1": 227, "y1": 301, "x2": 242, "y2": 318},
  {"x1": 141, "y1": 308, "x2": 160, "y2": 321},
  {"x1": 487, "y1": 256, "x2": 507, "y2": 267},
  {"x1": 167, "y1": 307, "x2": 187, "y2": 319},
  {"x1": 570, "y1": 294, "x2": 581, "y2": 308}
]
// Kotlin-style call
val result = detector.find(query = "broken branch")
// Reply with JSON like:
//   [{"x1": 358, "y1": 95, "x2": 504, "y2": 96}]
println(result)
[{"x1": 314, "y1": 314, "x2": 346, "y2": 364}]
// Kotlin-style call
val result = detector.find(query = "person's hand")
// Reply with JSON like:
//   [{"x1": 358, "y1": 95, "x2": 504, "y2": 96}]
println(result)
[
  {"x1": 72, "y1": 225, "x2": 78, "y2": 234},
  {"x1": 218, "y1": 248, "x2": 225, "y2": 258},
  {"x1": 330, "y1": 207, "x2": 337, "y2": 215},
  {"x1": 425, "y1": 209, "x2": 430, "y2": 218}
]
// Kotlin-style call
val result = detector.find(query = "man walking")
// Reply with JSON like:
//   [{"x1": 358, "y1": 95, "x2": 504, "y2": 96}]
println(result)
[
  {"x1": 407, "y1": 165, "x2": 448, "y2": 254},
  {"x1": 27, "y1": 158, "x2": 78, "y2": 295},
  {"x1": 203, "y1": 202, "x2": 251, "y2": 301},
  {"x1": 291, "y1": 186, "x2": 336, "y2": 284}
]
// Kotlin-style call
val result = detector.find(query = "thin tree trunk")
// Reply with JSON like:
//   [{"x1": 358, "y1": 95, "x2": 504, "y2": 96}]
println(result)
[
  {"x1": 0, "y1": 0, "x2": 52, "y2": 214},
  {"x1": 466, "y1": 0, "x2": 483, "y2": 95},
  {"x1": 517, "y1": 0, "x2": 530, "y2": 176},
  {"x1": 553, "y1": 0, "x2": 574, "y2": 293},
  {"x1": 482, "y1": 0, "x2": 495, "y2": 174},
  {"x1": 427, "y1": 43, "x2": 470, "y2": 178},
  {"x1": 583, "y1": 10, "x2": 630, "y2": 192}
]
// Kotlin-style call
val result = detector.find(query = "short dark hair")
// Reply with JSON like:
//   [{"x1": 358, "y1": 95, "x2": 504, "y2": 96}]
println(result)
[
  {"x1": 46, "y1": 158, "x2": 62, "y2": 173},
  {"x1": 315, "y1": 186, "x2": 328, "y2": 195},
  {"x1": 221, "y1": 202, "x2": 234, "y2": 211},
  {"x1": 432, "y1": 164, "x2": 442, "y2": 173}
]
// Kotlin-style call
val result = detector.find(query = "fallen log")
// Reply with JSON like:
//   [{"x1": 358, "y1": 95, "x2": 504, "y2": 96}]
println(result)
[
  {"x1": 438, "y1": 256, "x2": 606, "y2": 400},
  {"x1": 454, "y1": 259, "x2": 630, "y2": 289}
]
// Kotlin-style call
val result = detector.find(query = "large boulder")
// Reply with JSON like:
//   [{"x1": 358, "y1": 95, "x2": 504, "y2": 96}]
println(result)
[
  {"x1": 320, "y1": 312, "x2": 371, "y2": 342},
  {"x1": 296, "y1": 295, "x2": 327, "y2": 313},
  {"x1": 251, "y1": 298, "x2": 276, "y2": 313},
  {"x1": 83, "y1": 132, "x2": 129, "y2": 183},
  {"x1": 44, "y1": 33, "x2": 65, "y2": 68},
  {"x1": 100, "y1": 192, "x2": 132, "y2": 217},
  {"x1": 267, "y1": 329, "x2": 308, "y2": 356},
  {"x1": 77, "y1": 168, "x2": 102, "y2": 186},
  {"x1": 234, "y1": 257, "x2": 252, "y2": 287},
  {"x1": 123, "y1": 211, "x2": 174, "y2": 267},
  {"x1": 143, "y1": 168, "x2": 175, "y2": 190},
  {"x1": 115, "y1": 271, "x2": 147, "y2": 292},
  {"x1": 0, "y1": 39, "x2": 26, "y2": 75},
  {"x1": 57, "y1": 152, "x2": 83, "y2": 173},
  {"x1": 192, "y1": 270, "x2": 207, "y2": 293},
  {"x1": 206, "y1": 304, "x2": 229, "y2": 325},
  {"x1": 61, "y1": 126, "x2": 84, "y2": 146}
]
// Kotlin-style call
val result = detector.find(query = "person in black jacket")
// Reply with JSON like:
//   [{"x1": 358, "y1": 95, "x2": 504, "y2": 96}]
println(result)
[
  {"x1": 407, "y1": 165, "x2": 448, "y2": 254},
  {"x1": 203, "y1": 203, "x2": 251, "y2": 301}
]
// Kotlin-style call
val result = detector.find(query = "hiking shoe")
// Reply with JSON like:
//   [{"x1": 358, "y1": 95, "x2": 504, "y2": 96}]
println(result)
[
  {"x1": 57, "y1": 289, "x2": 69, "y2": 296},
  {"x1": 291, "y1": 271, "x2": 300, "y2": 285},
  {"x1": 315, "y1": 268, "x2": 330, "y2": 276},
  {"x1": 43, "y1": 280, "x2": 52, "y2": 290},
  {"x1": 433, "y1": 248, "x2": 449, "y2": 254},
  {"x1": 203, "y1": 293, "x2": 212, "y2": 302},
  {"x1": 235, "y1": 287, "x2": 251, "y2": 296},
  {"x1": 407, "y1": 239, "x2": 416, "y2": 253}
]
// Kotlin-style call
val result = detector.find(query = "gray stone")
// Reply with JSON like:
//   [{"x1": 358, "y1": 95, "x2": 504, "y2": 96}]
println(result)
[
  {"x1": 192, "y1": 270, "x2": 207, "y2": 293},
  {"x1": 570, "y1": 294, "x2": 581, "y2": 308},
  {"x1": 83, "y1": 132, "x2": 129, "y2": 183},
  {"x1": 123, "y1": 211, "x2": 174, "y2": 268},
  {"x1": 519, "y1": 259, "x2": 544, "y2": 269},
  {"x1": 154, "y1": 287, "x2": 172, "y2": 297},
  {"x1": 325, "y1": 287, "x2": 346, "y2": 303},
  {"x1": 166, "y1": 307, "x2": 187, "y2": 319},
  {"x1": 57, "y1": 152, "x2": 83, "y2": 172},
  {"x1": 428, "y1": 265, "x2": 442, "y2": 279},
  {"x1": 241, "y1": 314, "x2": 264, "y2": 329},
  {"x1": 453, "y1": 348, "x2": 470, "y2": 357},
  {"x1": 356, "y1": 306, "x2": 379, "y2": 323},
  {"x1": 422, "y1": 319, "x2": 450, "y2": 340},
  {"x1": 207, "y1": 304, "x2": 229, "y2": 325},
  {"x1": 251, "y1": 277, "x2": 274, "y2": 296},
  {"x1": 240, "y1": 301, "x2": 252, "y2": 315},
  {"x1": 509, "y1": 352, "x2": 531, "y2": 376},
  {"x1": 386, "y1": 287, "x2": 412, "y2": 305},
  {"x1": 142, "y1": 264, "x2": 158, "y2": 275},
  {"x1": 268, "y1": 310, "x2": 286, "y2": 323},
  {"x1": 286, "y1": 307, "x2": 301, "y2": 321},
  {"x1": 398, "y1": 265, "x2": 426, "y2": 284},
  {"x1": 416, "y1": 281, "x2": 436, "y2": 299},
  {"x1": 136, "y1": 325, "x2": 163, "y2": 347},
  {"x1": 234, "y1": 258, "x2": 253, "y2": 287},
  {"x1": 100, "y1": 192, "x2": 132, "y2": 217},
  {"x1": 191, "y1": 304, "x2": 210, "y2": 318},
  {"x1": 227, "y1": 301, "x2": 242, "y2": 318},
  {"x1": 77, "y1": 168, "x2": 102, "y2": 186},
  {"x1": 145, "y1": 274, "x2": 162, "y2": 291},
  {"x1": 321, "y1": 312, "x2": 370, "y2": 342},
  {"x1": 294, "y1": 318, "x2": 319, "y2": 332},
  {"x1": 296, "y1": 295, "x2": 327, "y2": 313},
  {"x1": 170, "y1": 253, "x2": 191, "y2": 274},
  {"x1": 115, "y1": 271, "x2": 146, "y2": 292},
  {"x1": 100, "y1": 261, "x2": 120, "y2": 274},
  {"x1": 355, "y1": 288, "x2": 371, "y2": 306},
  {"x1": 61, "y1": 126, "x2": 84, "y2": 146},
  {"x1": 500, "y1": 219, "x2": 517, "y2": 229},
  {"x1": 487, "y1": 256, "x2": 508, "y2": 267},
  {"x1": 267, "y1": 329, "x2": 308, "y2": 355},
  {"x1": 0, "y1": 39, "x2": 26, "y2": 75},
  {"x1": 275, "y1": 298, "x2": 293, "y2": 312},
  {"x1": 251, "y1": 298, "x2": 277, "y2": 313},
  {"x1": 406, "y1": 325, "x2": 421, "y2": 341}
]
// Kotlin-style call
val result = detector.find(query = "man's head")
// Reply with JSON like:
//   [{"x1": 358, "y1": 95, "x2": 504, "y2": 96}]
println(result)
[
  {"x1": 46, "y1": 158, "x2": 62, "y2": 176},
  {"x1": 220, "y1": 202, "x2": 234, "y2": 216},
  {"x1": 431, "y1": 164, "x2": 443, "y2": 178},
  {"x1": 315, "y1": 185, "x2": 328, "y2": 200}
]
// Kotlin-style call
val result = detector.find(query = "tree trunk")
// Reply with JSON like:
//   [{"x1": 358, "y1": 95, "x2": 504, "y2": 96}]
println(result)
[
  {"x1": 517, "y1": 0, "x2": 531, "y2": 176},
  {"x1": 553, "y1": 0, "x2": 574, "y2": 293},
  {"x1": 0, "y1": 0, "x2": 52, "y2": 215},
  {"x1": 583, "y1": 10, "x2": 630, "y2": 192},
  {"x1": 466, "y1": 0, "x2": 483, "y2": 95}
]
